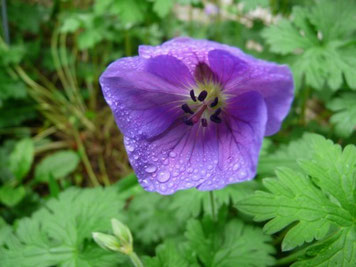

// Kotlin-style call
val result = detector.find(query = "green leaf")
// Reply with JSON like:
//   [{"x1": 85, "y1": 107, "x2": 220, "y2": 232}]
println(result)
[
  {"x1": 127, "y1": 191, "x2": 183, "y2": 244},
  {"x1": 0, "y1": 187, "x2": 126, "y2": 266},
  {"x1": 34, "y1": 150, "x2": 80, "y2": 182},
  {"x1": 9, "y1": 138, "x2": 34, "y2": 181},
  {"x1": 263, "y1": 0, "x2": 356, "y2": 90},
  {"x1": 293, "y1": 228, "x2": 356, "y2": 267},
  {"x1": 258, "y1": 133, "x2": 316, "y2": 176},
  {"x1": 185, "y1": 218, "x2": 275, "y2": 267},
  {"x1": 170, "y1": 181, "x2": 260, "y2": 219},
  {"x1": 238, "y1": 134, "x2": 356, "y2": 265},
  {"x1": 153, "y1": 0, "x2": 174, "y2": 18},
  {"x1": 327, "y1": 92, "x2": 356, "y2": 137},
  {"x1": 0, "y1": 185, "x2": 26, "y2": 207},
  {"x1": 144, "y1": 240, "x2": 198, "y2": 267}
]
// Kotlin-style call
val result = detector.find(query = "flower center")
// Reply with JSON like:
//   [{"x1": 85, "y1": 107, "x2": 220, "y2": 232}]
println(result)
[{"x1": 181, "y1": 82, "x2": 224, "y2": 127}]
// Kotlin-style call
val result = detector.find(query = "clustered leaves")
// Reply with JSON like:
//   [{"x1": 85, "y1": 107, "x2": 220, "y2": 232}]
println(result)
[
  {"x1": 238, "y1": 134, "x2": 356, "y2": 266},
  {"x1": 263, "y1": 0, "x2": 356, "y2": 91}
]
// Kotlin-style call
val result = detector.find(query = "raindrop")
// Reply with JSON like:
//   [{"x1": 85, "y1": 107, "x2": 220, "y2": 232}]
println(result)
[
  {"x1": 232, "y1": 163, "x2": 240, "y2": 171},
  {"x1": 169, "y1": 151, "x2": 177, "y2": 158},
  {"x1": 157, "y1": 171, "x2": 171, "y2": 182},
  {"x1": 145, "y1": 165, "x2": 157, "y2": 173},
  {"x1": 126, "y1": 145, "x2": 134, "y2": 152}
]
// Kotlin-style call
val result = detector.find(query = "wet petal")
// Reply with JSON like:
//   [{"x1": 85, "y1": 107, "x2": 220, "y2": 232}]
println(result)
[
  {"x1": 197, "y1": 91, "x2": 267, "y2": 190},
  {"x1": 208, "y1": 50, "x2": 294, "y2": 136},
  {"x1": 100, "y1": 57, "x2": 189, "y2": 139},
  {"x1": 139, "y1": 37, "x2": 254, "y2": 74},
  {"x1": 124, "y1": 121, "x2": 219, "y2": 195},
  {"x1": 145, "y1": 55, "x2": 195, "y2": 88},
  {"x1": 124, "y1": 91, "x2": 267, "y2": 194}
]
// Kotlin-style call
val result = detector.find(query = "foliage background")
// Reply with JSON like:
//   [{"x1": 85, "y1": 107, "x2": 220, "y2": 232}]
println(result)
[{"x1": 0, "y1": 0, "x2": 355, "y2": 266}]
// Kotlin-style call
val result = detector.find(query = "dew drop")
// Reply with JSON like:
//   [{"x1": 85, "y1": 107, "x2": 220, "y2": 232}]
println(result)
[
  {"x1": 157, "y1": 171, "x2": 171, "y2": 182},
  {"x1": 232, "y1": 163, "x2": 240, "y2": 171},
  {"x1": 126, "y1": 145, "x2": 134, "y2": 152},
  {"x1": 169, "y1": 151, "x2": 177, "y2": 158},
  {"x1": 145, "y1": 165, "x2": 157, "y2": 173}
]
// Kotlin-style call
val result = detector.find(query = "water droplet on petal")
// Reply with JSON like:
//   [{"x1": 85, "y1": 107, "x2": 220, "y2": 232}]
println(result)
[
  {"x1": 233, "y1": 163, "x2": 240, "y2": 171},
  {"x1": 157, "y1": 171, "x2": 171, "y2": 182},
  {"x1": 126, "y1": 145, "x2": 134, "y2": 152},
  {"x1": 145, "y1": 165, "x2": 157, "y2": 173},
  {"x1": 169, "y1": 151, "x2": 176, "y2": 158}
]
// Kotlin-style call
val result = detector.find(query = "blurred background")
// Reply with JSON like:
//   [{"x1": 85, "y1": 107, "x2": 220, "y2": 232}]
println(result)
[{"x1": 0, "y1": 0, "x2": 355, "y2": 240}]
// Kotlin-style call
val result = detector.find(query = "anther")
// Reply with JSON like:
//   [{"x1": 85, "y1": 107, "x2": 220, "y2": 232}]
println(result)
[
  {"x1": 210, "y1": 97, "x2": 218, "y2": 107},
  {"x1": 212, "y1": 108, "x2": 221, "y2": 117},
  {"x1": 198, "y1": 90, "x2": 208, "y2": 102},
  {"x1": 210, "y1": 114, "x2": 222, "y2": 124},
  {"x1": 184, "y1": 118, "x2": 194, "y2": 126},
  {"x1": 181, "y1": 104, "x2": 194, "y2": 114},
  {"x1": 190, "y1": 90, "x2": 197, "y2": 102},
  {"x1": 201, "y1": 118, "x2": 208, "y2": 127}
]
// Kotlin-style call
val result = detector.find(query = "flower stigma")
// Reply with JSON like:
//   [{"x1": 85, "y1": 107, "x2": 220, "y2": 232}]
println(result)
[{"x1": 181, "y1": 80, "x2": 225, "y2": 127}]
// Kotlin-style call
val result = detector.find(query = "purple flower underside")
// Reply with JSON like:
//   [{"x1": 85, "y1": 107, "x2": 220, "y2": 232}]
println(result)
[{"x1": 100, "y1": 37, "x2": 294, "y2": 195}]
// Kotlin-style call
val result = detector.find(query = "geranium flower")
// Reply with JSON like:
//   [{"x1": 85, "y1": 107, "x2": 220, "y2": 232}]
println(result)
[{"x1": 100, "y1": 37, "x2": 293, "y2": 194}]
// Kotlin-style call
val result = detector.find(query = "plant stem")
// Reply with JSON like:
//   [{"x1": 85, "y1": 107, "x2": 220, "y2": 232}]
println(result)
[
  {"x1": 128, "y1": 252, "x2": 143, "y2": 267},
  {"x1": 73, "y1": 129, "x2": 100, "y2": 187},
  {"x1": 275, "y1": 247, "x2": 307, "y2": 266},
  {"x1": 209, "y1": 191, "x2": 216, "y2": 221}
]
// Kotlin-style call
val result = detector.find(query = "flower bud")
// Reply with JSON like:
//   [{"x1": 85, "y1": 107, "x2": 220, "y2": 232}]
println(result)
[
  {"x1": 111, "y1": 218, "x2": 133, "y2": 254},
  {"x1": 92, "y1": 232, "x2": 120, "y2": 252}
]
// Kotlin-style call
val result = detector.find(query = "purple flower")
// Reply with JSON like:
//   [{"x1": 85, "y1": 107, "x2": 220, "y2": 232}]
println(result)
[{"x1": 100, "y1": 37, "x2": 293, "y2": 195}]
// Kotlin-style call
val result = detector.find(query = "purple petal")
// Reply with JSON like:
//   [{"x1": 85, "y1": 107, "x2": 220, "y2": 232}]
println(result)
[
  {"x1": 208, "y1": 49, "x2": 294, "y2": 136},
  {"x1": 100, "y1": 57, "x2": 190, "y2": 139},
  {"x1": 145, "y1": 55, "x2": 195, "y2": 88},
  {"x1": 207, "y1": 49, "x2": 248, "y2": 86},
  {"x1": 124, "y1": 91, "x2": 267, "y2": 195},
  {"x1": 197, "y1": 91, "x2": 267, "y2": 190},
  {"x1": 139, "y1": 37, "x2": 254, "y2": 74}
]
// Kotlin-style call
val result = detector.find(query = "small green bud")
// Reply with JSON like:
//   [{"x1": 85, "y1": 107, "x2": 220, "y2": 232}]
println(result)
[
  {"x1": 92, "y1": 232, "x2": 121, "y2": 252},
  {"x1": 111, "y1": 218, "x2": 133, "y2": 254}
]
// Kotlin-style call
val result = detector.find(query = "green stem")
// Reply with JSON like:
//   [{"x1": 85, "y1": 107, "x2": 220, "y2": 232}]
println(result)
[
  {"x1": 209, "y1": 191, "x2": 216, "y2": 221},
  {"x1": 73, "y1": 129, "x2": 100, "y2": 187},
  {"x1": 128, "y1": 252, "x2": 143, "y2": 267},
  {"x1": 299, "y1": 86, "x2": 311, "y2": 125},
  {"x1": 275, "y1": 247, "x2": 307, "y2": 266}
]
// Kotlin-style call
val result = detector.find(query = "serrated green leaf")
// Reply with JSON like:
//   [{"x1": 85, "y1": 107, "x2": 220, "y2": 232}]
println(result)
[
  {"x1": 35, "y1": 150, "x2": 80, "y2": 182},
  {"x1": 327, "y1": 92, "x2": 356, "y2": 137},
  {"x1": 144, "y1": 240, "x2": 198, "y2": 267},
  {"x1": 170, "y1": 181, "x2": 260, "y2": 220},
  {"x1": 9, "y1": 138, "x2": 34, "y2": 181},
  {"x1": 258, "y1": 133, "x2": 315, "y2": 176},
  {"x1": 127, "y1": 191, "x2": 183, "y2": 244},
  {"x1": 0, "y1": 187, "x2": 126, "y2": 266},
  {"x1": 185, "y1": 218, "x2": 275, "y2": 267},
  {"x1": 293, "y1": 227, "x2": 356, "y2": 267},
  {"x1": 238, "y1": 134, "x2": 356, "y2": 265},
  {"x1": 263, "y1": 0, "x2": 356, "y2": 90}
]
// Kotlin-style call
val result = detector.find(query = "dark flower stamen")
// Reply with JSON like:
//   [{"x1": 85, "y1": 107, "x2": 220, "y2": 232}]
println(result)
[
  {"x1": 210, "y1": 97, "x2": 218, "y2": 107},
  {"x1": 198, "y1": 90, "x2": 208, "y2": 101},
  {"x1": 201, "y1": 118, "x2": 208, "y2": 127},
  {"x1": 210, "y1": 114, "x2": 222, "y2": 124},
  {"x1": 212, "y1": 107, "x2": 221, "y2": 117},
  {"x1": 184, "y1": 118, "x2": 194, "y2": 126},
  {"x1": 190, "y1": 90, "x2": 197, "y2": 102},
  {"x1": 181, "y1": 104, "x2": 194, "y2": 114}
]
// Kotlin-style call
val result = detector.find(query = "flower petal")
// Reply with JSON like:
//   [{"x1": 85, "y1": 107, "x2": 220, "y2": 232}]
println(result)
[
  {"x1": 100, "y1": 56, "x2": 190, "y2": 139},
  {"x1": 197, "y1": 91, "x2": 267, "y2": 190},
  {"x1": 124, "y1": 91, "x2": 267, "y2": 194},
  {"x1": 208, "y1": 49, "x2": 294, "y2": 136},
  {"x1": 139, "y1": 37, "x2": 254, "y2": 74}
]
